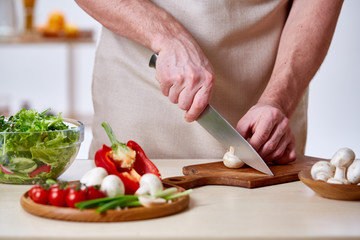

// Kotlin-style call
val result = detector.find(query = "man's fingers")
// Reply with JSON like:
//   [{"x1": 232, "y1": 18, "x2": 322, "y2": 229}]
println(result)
[
  {"x1": 236, "y1": 117, "x2": 254, "y2": 140},
  {"x1": 177, "y1": 86, "x2": 197, "y2": 111},
  {"x1": 272, "y1": 141, "x2": 297, "y2": 164},
  {"x1": 235, "y1": 104, "x2": 296, "y2": 164},
  {"x1": 168, "y1": 83, "x2": 185, "y2": 104},
  {"x1": 184, "y1": 86, "x2": 211, "y2": 122},
  {"x1": 248, "y1": 117, "x2": 276, "y2": 152},
  {"x1": 258, "y1": 117, "x2": 290, "y2": 158},
  {"x1": 154, "y1": 46, "x2": 214, "y2": 121},
  {"x1": 262, "y1": 131, "x2": 290, "y2": 162}
]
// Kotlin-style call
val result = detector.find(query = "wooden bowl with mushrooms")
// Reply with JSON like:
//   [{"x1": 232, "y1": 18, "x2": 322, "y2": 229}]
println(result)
[{"x1": 299, "y1": 148, "x2": 360, "y2": 201}]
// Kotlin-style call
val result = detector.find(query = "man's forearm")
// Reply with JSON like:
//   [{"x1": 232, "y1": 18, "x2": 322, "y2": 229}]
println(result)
[
  {"x1": 75, "y1": 0, "x2": 194, "y2": 53},
  {"x1": 258, "y1": 0, "x2": 343, "y2": 117},
  {"x1": 75, "y1": 0, "x2": 215, "y2": 122}
]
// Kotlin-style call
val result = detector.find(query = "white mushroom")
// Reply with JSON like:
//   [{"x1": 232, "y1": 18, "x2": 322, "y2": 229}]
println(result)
[
  {"x1": 100, "y1": 175, "x2": 125, "y2": 197},
  {"x1": 327, "y1": 148, "x2": 355, "y2": 185},
  {"x1": 347, "y1": 159, "x2": 360, "y2": 184},
  {"x1": 138, "y1": 195, "x2": 167, "y2": 208},
  {"x1": 135, "y1": 173, "x2": 163, "y2": 196},
  {"x1": 80, "y1": 167, "x2": 108, "y2": 187},
  {"x1": 223, "y1": 146, "x2": 245, "y2": 169},
  {"x1": 310, "y1": 161, "x2": 335, "y2": 181}
]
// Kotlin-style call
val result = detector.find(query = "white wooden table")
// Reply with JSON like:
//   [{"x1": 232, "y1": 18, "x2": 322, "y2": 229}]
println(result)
[{"x1": 1, "y1": 158, "x2": 359, "y2": 240}]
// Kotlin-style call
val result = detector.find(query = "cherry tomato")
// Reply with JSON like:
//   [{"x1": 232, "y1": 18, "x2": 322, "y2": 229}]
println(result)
[
  {"x1": 29, "y1": 185, "x2": 49, "y2": 205},
  {"x1": 86, "y1": 186, "x2": 106, "y2": 200},
  {"x1": 48, "y1": 185, "x2": 67, "y2": 207},
  {"x1": 66, "y1": 185, "x2": 87, "y2": 208},
  {"x1": 29, "y1": 185, "x2": 40, "y2": 199}
]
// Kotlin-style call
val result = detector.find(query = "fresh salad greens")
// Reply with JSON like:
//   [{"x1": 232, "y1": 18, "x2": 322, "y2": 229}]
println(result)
[{"x1": 0, "y1": 108, "x2": 82, "y2": 184}]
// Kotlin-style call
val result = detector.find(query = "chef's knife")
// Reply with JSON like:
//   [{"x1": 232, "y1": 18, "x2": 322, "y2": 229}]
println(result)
[{"x1": 149, "y1": 53, "x2": 273, "y2": 176}]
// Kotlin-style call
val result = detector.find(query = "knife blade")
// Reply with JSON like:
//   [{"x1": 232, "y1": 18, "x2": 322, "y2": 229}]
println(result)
[
  {"x1": 197, "y1": 105, "x2": 273, "y2": 175},
  {"x1": 148, "y1": 53, "x2": 273, "y2": 176}
]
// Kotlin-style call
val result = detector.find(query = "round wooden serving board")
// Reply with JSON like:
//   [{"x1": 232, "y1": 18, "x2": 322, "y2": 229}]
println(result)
[
  {"x1": 299, "y1": 169, "x2": 360, "y2": 201},
  {"x1": 20, "y1": 185, "x2": 189, "y2": 222}
]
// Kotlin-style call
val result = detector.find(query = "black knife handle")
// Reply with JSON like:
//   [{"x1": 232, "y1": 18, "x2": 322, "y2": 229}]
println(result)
[{"x1": 149, "y1": 53, "x2": 158, "y2": 69}]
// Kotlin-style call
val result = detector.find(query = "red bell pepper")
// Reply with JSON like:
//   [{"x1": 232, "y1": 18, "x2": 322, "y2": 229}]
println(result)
[
  {"x1": 94, "y1": 122, "x2": 161, "y2": 194},
  {"x1": 95, "y1": 145, "x2": 140, "y2": 194},
  {"x1": 0, "y1": 164, "x2": 14, "y2": 174},
  {"x1": 29, "y1": 165, "x2": 51, "y2": 178},
  {"x1": 127, "y1": 140, "x2": 161, "y2": 178}
]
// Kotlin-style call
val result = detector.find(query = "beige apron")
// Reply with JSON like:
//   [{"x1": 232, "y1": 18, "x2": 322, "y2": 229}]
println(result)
[{"x1": 89, "y1": 0, "x2": 308, "y2": 159}]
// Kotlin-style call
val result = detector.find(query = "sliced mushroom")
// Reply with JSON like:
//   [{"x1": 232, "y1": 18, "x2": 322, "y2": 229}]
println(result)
[
  {"x1": 327, "y1": 148, "x2": 355, "y2": 185},
  {"x1": 311, "y1": 161, "x2": 335, "y2": 181},
  {"x1": 347, "y1": 159, "x2": 360, "y2": 184},
  {"x1": 223, "y1": 146, "x2": 245, "y2": 169},
  {"x1": 138, "y1": 195, "x2": 167, "y2": 208}
]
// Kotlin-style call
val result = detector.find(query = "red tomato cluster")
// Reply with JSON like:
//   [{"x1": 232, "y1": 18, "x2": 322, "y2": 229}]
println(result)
[{"x1": 29, "y1": 183, "x2": 105, "y2": 208}]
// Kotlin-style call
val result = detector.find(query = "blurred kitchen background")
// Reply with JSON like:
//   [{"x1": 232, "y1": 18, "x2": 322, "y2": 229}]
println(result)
[{"x1": 0, "y1": 0, "x2": 359, "y2": 160}]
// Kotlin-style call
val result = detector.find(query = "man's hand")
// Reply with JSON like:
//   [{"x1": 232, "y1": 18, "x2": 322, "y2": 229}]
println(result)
[
  {"x1": 236, "y1": 104, "x2": 296, "y2": 164},
  {"x1": 236, "y1": 0, "x2": 343, "y2": 163},
  {"x1": 155, "y1": 45, "x2": 214, "y2": 122},
  {"x1": 75, "y1": 0, "x2": 215, "y2": 122}
]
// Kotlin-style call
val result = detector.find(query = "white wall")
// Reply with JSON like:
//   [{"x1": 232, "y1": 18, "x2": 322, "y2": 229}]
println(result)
[
  {"x1": 0, "y1": 0, "x2": 359, "y2": 160},
  {"x1": 306, "y1": 0, "x2": 360, "y2": 159},
  {"x1": 0, "y1": 0, "x2": 100, "y2": 117}
]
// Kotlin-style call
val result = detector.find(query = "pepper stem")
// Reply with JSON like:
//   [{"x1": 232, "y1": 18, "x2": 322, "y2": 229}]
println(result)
[
  {"x1": 101, "y1": 122, "x2": 124, "y2": 149},
  {"x1": 101, "y1": 122, "x2": 136, "y2": 169}
]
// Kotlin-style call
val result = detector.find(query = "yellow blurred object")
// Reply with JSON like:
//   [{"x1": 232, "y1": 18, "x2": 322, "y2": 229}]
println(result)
[
  {"x1": 23, "y1": 0, "x2": 36, "y2": 7},
  {"x1": 39, "y1": 10, "x2": 80, "y2": 38},
  {"x1": 23, "y1": 0, "x2": 37, "y2": 32},
  {"x1": 64, "y1": 24, "x2": 79, "y2": 38},
  {"x1": 48, "y1": 11, "x2": 65, "y2": 31}
]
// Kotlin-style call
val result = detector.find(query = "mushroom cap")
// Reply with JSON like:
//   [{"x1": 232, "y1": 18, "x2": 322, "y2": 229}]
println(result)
[
  {"x1": 100, "y1": 175, "x2": 125, "y2": 197},
  {"x1": 330, "y1": 147, "x2": 355, "y2": 168},
  {"x1": 80, "y1": 167, "x2": 108, "y2": 186},
  {"x1": 347, "y1": 159, "x2": 360, "y2": 184},
  {"x1": 311, "y1": 161, "x2": 335, "y2": 181},
  {"x1": 135, "y1": 173, "x2": 163, "y2": 196}
]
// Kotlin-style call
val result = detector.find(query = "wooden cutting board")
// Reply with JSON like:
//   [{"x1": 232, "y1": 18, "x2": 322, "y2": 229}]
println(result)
[{"x1": 162, "y1": 155, "x2": 323, "y2": 189}]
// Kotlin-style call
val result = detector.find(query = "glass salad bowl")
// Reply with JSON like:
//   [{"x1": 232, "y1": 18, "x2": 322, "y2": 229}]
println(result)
[{"x1": 0, "y1": 118, "x2": 84, "y2": 184}]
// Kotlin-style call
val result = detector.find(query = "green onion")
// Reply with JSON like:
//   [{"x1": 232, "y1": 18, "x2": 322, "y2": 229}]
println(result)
[
  {"x1": 95, "y1": 198, "x2": 141, "y2": 213},
  {"x1": 153, "y1": 187, "x2": 178, "y2": 198},
  {"x1": 164, "y1": 189, "x2": 193, "y2": 200},
  {"x1": 95, "y1": 199, "x2": 128, "y2": 213},
  {"x1": 124, "y1": 200, "x2": 141, "y2": 207},
  {"x1": 75, "y1": 188, "x2": 193, "y2": 213},
  {"x1": 75, "y1": 195, "x2": 138, "y2": 210}
]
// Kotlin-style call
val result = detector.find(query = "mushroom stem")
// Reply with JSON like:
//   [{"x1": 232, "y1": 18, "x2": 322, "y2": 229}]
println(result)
[
  {"x1": 135, "y1": 173, "x2": 163, "y2": 196},
  {"x1": 333, "y1": 167, "x2": 346, "y2": 180},
  {"x1": 229, "y1": 146, "x2": 235, "y2": 154},
  {"x1": 327, "y1": 147, "x2": 355, "y2": 185}
]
